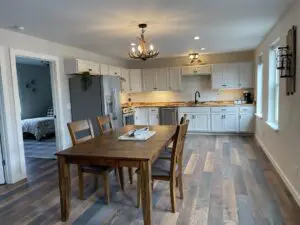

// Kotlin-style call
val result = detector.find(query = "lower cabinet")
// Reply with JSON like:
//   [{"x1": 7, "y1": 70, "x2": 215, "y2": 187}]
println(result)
[
  {"x1": 239, "y1": 113, "x2": 254, "y2": 132},
  {"x1": 178, "y1": 107, "x2": 211, "y2": 132},
  {"x1": 211, "y1": 114, "x2": 223, "y2": 132},
  {"x1": 134, "y1": 107, "x2": 159, "y2": 125},
  {"x1": 211, "y1": 107, "x2": 239, "y2": 132}
]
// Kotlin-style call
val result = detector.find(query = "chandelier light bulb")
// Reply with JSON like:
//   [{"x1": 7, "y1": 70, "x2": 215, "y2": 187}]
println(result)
[
  {"x1": 131, "y1": 47, "x2": 136, "y2": 52},
  {"x1": 149, "y1": 44, "x2": 154, "y2": 51},
  {"x1": 137, "y1": 45, "x2": 142, "y2": 53}
]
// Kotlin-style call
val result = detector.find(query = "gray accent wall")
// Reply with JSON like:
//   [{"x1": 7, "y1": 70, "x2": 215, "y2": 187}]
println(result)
[{"x1": 16, "y1": 63, "x2": 52, "y2": 119}]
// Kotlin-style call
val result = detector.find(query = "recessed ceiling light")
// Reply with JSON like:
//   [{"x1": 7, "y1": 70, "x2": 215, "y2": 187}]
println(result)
[
  {"x1": 130, "y1": 43, "x2": 136, "y2": 46},
  {"x1": 201, "y1": 47, "x2": 206, "y2": 51},
  {"x1": 194, "y1": 36, "x2": 200, "y2": 40}
]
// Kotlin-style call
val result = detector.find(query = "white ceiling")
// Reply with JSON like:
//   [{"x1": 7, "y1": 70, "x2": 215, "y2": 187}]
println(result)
[{"x1": 0, "y1": 0, "x2": 294, "y2": 59}]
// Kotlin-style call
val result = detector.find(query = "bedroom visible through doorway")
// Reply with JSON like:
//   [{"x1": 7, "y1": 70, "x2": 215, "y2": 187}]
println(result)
[{"x1": 16, "y1": 56, "x2": 57, "y2": 159}]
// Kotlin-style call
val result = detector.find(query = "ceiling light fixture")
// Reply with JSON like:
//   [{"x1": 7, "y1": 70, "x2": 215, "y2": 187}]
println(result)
[
  {"x1": 129, "y1": 23, "x2": 159, "y2": 61},
  {"x1": 200, "y1": 47, "x2": 206, "y2": 51},
  {"x1": 130, "y1": 43, "x2": 136, "y2": 46},
  {"x1": 188, "y1": 52, "x2": 203, "y2": 64},
  {"x1": 194, "y1": 36, "x2": 200, "y2": 40},
  {"x1": 12, "y1": 25, "x2": 25, "y2": 31}
]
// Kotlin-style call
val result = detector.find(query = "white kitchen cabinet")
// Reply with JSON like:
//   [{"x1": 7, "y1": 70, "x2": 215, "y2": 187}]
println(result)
[
  {"x1": 120, "y1": 68, "x2": 130, "y2": 92},
  {"x1": 178, "y1": 107, "x2": 211, "y2": 132},
  {"x1": 211, "y1": 114, "x2": 224, "y2": 132},
  {"x1": 64, "y1": 58, "x2": 100, "y2": 75},
  {"x1": 148, "y1": 108, "x2": 159, "y2": 125},
  {"x1": 223, "y1": 113, "x2": 239, "y2": 131},
  {"x1": 212, "y1": 64, "x2": 224, "y2": 89},
  {"x1": 223, "y1": 63, "x2": 239, "y2": 88},
  {"x1": 134, "y1": 108, "x2": 149, "y2": 125},
  {"x1": 194, "y1": 113, "x2": 211, "y2": 132},
  {"x1": 156, "y1": 68, "x2": 169, "y2": 91},
  {"x1": 100, "y1": 64, "x2": 109, "y2": 75},
  {"x1": 109, "y1": 66, "x2": 121, "y2": 76},
  {"x1": 182, "y1": 65, "x2": 211, "y2": 76},
  {"x1": 238, "y1": 62, "x2": 253, "y2": 88},
  {"x1": 169, "y1": 67, "x2": 182, "y2": 91},
  {"x1": 129, "y1": 69, "x2": 142, "y2": 93},
  {"x1": 142, "y1": 69, "x2": 157, "y2": 91},
  {"x1": 239, "y1": 106, "x2": 255, "y2": 132}
]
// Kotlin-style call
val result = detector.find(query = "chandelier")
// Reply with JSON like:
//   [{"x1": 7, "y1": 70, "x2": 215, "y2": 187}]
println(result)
[
  {"x1": 129, "y1": 24, "x2": 159, "y2": 61},
  {"x1": 188, "y1": 52, "x2": 202, "y2": 64}
]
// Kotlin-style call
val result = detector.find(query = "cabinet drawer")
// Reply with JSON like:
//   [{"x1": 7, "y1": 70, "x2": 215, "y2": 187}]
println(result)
[
  {"x1": 178, "y1": 107, "x2": 210, "y2": 113},
  {"x1": 239, "y1": 106, "x2": 255, "y2": 114},
  {"x1": 148, "y1": 107, "x2": 159, "y2": 113},
  {"x1": 211, "y1": 107, "x2": 238, "y2": 113}
]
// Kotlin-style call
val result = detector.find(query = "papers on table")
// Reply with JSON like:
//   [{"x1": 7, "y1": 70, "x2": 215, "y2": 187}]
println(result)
[{"x1": 118, "y1": 127, "x2": 156, "y2": 141}]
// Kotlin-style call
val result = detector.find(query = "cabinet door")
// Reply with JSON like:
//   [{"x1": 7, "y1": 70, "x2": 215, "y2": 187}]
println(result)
[
  {"x1": 134, "y1": 108, "x2": 149, "y2": 125},
  {"x1": 212, "y1": 64, "x2": 224, "y2": 89},
  {"x1": 239, "y1": 113, "x2": 254, "y2": 132},
  {"x1": 156, "y1": 68, "x2": 169, "y2": 91},
  {"x1": 142, "y1": 69, "x2": 156, "y2": 91},
  {"x1": 120, "y1": 68, "x2": 130, "y2": 92},
  {"x1": 129, "y1": 69, "x2": 142, "y2": 92},
  {"x1": 224, "y1": 113, "x2": 238, "y2": 132},
  {"x1": 239, "y1": 62, "x2": 253, "y2": 88},
  {"x1": 223, "y1": 63, "x2": 239, "y2": 88},
  {"x1": 169, "y1": 67, "x2": 182, "y2": 91},
  {"x1": 100, "y1": 64, "x2": 109, "y2": 75},
  {"x1": 211, "y1": 114, "x2": 224, "y2": 132},
  {"x1": 109, "y1": 66, "x2": 121, "y2": 76},
  {"x1": 194, "y1": 113, "x2": 211, "y2": 131},
  {"x1": 148, "y1": 108, "x2": 159, "y2": 125}
]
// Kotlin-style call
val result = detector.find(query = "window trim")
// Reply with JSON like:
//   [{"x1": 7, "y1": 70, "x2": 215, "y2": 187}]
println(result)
[{"x1": 256, "y1": 54, "x2": 263, "y2": 117}]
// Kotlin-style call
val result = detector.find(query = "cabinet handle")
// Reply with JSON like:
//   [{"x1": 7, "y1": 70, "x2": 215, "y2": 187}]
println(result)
[
  {"x1": 224, "y1": 115, "x2": 226, "y2": 119},
  {"x1": 222, "y1": 84, "x2": 227, "y2": 87},
  {"x1": 88, "y1": 69, "x2": 92, "y2": 72}
]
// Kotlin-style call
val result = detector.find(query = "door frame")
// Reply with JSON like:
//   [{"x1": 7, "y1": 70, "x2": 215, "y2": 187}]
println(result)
[{"x1": 9, "y1": 49, "x2": 64, "y2": 172}]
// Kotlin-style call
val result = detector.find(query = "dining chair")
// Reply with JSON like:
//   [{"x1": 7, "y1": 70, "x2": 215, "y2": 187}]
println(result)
[
  {"x1": 67, "y1": 119, "x2": 113, "y2": 204},
  {"x1": 158, "y1": 114, "x2": 188, "y2": 160},
  {"x1": 96, "y1": 115, "x2": 133, "y2": 186},
  {"x1": 136, "y1": 121, "x2": 189, "y2": 213}
]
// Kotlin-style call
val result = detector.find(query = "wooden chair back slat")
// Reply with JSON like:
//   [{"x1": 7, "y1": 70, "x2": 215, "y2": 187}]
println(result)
[
  {"x1": 97, "y1": 115, "x2": 113, "y2": 135},
  {"x1": 179, "y1": 114, "x2": 188, "y2": 125},
  {"x1": 170, "y1": 121, "x2": 189, "y2": 175},
  {"x1": 67, "y1": 119, "x2": 94, "y2": 145}
]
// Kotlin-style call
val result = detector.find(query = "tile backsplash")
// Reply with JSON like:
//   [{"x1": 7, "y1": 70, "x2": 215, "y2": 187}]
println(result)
[{"x1": 121, "y1": 76, "x2": 252, "y2": 103}]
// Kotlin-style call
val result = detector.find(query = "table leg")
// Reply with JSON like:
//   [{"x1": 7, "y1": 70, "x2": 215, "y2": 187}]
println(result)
[
  {"x1": 118, "y1": 167, "x2": 125, "y2": 191},
  {"x1": 58, "y1": 156, "x2": 71, "y2": 221},
  {"x1": 140, "y1": 160, "x2": 152, "y2": 225}
]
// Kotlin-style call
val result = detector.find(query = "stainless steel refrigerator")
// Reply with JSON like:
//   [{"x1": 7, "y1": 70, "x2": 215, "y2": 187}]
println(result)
[{"x1": 69, "y1": 75, "x2": 122, "y2": 135}]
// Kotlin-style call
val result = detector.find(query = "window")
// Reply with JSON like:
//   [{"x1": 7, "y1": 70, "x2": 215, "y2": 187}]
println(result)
[
  {"x1": 256, "y1": 55, "x2": 263, "y2": 117},
  {"x1": 267, "y1": 43, "x2": 280, "y2": 130}
]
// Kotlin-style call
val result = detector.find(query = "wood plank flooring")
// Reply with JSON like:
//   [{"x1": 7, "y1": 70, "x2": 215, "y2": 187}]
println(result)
[{"x1": 1, "y1": 135, "x2": 300, "y2": 225}]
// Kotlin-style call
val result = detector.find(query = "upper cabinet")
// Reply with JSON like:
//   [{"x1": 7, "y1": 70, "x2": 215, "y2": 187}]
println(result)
[
  {"x1": 238, "y1": 62, "x2": 253, "y2": 88},
  {"x1": 100, "y1": 64, "x2": 109, "y2": 75},
  {"x1": 142, "y1": 67, "x2": 182, "y2": 92},
  {"x1": 212, "y1": 62, "x2": 253, "y2": 89},
  {"x1": 64, "y1": 59, "x2": 100, "y2": 75},
  {"x1": 109, "y1": 66, "x2": 121, "y2": 76},
  {"x1": 182, "y1": 65, "x2": 211, "y2": 76},
  {"x1": 129, "y1": 69, "x2": 142, "y2": 93},
  {"x1": 169, "y1": 67, "x2": 182, "y2": 91},
  {"x1": 120, "y1": 68, "x2": 130, "y2": 92}
]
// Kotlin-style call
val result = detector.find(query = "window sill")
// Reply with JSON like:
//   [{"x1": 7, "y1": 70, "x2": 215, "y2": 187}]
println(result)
[
  {"x1": 255, "y1": 113, "x2": 263, "y2": 119},
  {"x1": 266, "y1": 121, "x2": 279, "y2": 132}
]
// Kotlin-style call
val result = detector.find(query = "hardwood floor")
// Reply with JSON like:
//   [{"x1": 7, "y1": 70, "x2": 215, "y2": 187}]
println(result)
[{"x1": 1, "y1": 135, "x2": 300, "y2": 225}]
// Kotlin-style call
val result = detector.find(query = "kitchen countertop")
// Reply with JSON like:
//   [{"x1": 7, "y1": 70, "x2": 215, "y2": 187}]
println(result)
[{"x1": 122, "y1": 101, "x2": 255, "y2": 108}]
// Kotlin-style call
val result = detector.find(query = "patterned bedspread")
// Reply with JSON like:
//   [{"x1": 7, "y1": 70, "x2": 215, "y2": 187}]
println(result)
[{"x1": 21, "y1": 117, "x2": 55, "y2": 140}]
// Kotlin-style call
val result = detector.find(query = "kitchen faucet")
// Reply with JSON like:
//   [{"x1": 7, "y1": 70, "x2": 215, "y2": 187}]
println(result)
[{"x1": 195, "y1": 91, "x2": 201, "y2": 104}]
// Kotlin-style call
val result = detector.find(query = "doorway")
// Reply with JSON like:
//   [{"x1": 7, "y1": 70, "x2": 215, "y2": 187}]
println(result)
[{"x1": 16, "y1": 57, "x2": 57, "y2": 159}]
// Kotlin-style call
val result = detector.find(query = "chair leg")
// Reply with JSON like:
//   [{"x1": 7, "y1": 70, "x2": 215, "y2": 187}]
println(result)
[
  {"x1": 77, "y1": 165, "x2": 84, "y2": 200},
  {"x1": 103, "y1": 174, "x2": 110, "y2": 204},
  {"x1": 94, "y1": 175, "x2": 98, "y2": 191},
  {"x1": 118, "y1": 167, "x2": 125, "y2": 191},
  {"x1": 170, "y1": 178, "x2": 176, "y2": 213},
  {"x1": 136, "y1": 174, "x2": 141, "y2": 208},
  {"x1": 178, "y1": 155, "x2": 184, "y2": 199},
  {"x1": 128, "y1": 168, "x2": 133, "y2": 185}
]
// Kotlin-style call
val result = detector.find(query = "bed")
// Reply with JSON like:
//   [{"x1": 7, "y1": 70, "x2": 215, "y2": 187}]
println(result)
[{"x1": 21, "y1": 117, "x2": 55, "y2": 141}]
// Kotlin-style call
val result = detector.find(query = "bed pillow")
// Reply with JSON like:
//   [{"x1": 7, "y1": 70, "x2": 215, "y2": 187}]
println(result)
[{"x1": 47, "y1": 106, "x2": 54, "y2": 117}]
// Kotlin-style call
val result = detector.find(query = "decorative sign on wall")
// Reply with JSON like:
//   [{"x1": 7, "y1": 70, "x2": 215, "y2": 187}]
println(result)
[{"x1": 276, "y1": 26, "x2": 297, "y2": 95}]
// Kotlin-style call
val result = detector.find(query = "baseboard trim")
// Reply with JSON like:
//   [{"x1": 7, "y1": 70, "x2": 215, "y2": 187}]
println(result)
[{"x1": 255, "y1": 134, "x2": 300, "y2": 207}]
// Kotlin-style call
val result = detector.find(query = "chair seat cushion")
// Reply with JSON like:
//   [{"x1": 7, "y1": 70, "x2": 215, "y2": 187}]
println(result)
[
  {"x1": 136, "y1": 159, "x2": 177, "y2": 177},
  {"x1": 158, "y1": 149, "x2": 172, "y2": 159},
  {"x1": 80, "y1": 165, "x2": 113, "y2": 174}
]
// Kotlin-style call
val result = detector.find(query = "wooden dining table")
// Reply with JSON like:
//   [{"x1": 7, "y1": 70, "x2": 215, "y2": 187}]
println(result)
[{"x1": 56, "y1": 125, "x2": 177, "y2": 225}]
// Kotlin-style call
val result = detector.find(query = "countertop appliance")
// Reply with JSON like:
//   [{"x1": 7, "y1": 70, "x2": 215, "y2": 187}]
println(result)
[
  {"x1": 243, "y1": 91, "x2": 253, "y2": 104},
  {"x1": 69, "y1": 75, "x2": 122, "y2": 135},
  {"x1": 122, "y1": 107, "x2": 135, "y2": 125},
  {"x1": 159, "y1": 107, "x2": 178, "y2": 125}
]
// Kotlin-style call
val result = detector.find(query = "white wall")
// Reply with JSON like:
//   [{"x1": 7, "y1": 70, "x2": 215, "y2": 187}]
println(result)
[
  {"x1": 255, "y1": 1, "x2": 300, "y2": 205},
  {"x1": 0, "y1": 28, "x2": 128, "y2": 183}
]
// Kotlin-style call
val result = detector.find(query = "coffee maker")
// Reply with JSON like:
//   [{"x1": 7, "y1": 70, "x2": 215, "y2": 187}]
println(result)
[{"x1": 243, "y1": 91, "x2": 253, "y2": 104}]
